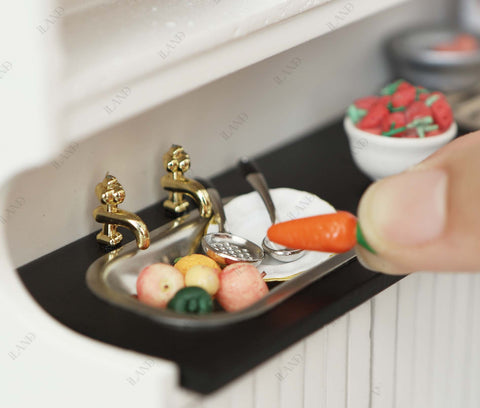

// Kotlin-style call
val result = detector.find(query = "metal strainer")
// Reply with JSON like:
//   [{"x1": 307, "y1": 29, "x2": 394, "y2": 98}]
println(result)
[{"x1": 202, "y1": 188, "x2": 264, "y2": 267}]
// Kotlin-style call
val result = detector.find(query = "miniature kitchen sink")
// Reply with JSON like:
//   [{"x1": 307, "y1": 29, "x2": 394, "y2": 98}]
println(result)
[
  {"x1": 86, "y1": 144, "x2": 357, "y2": 328},
  {"x1": 18, "y1": 121, "x2": 404, "y2": 395},
  {"x1": 86, "y1": 206, "x2": 356, "y2": 328}
]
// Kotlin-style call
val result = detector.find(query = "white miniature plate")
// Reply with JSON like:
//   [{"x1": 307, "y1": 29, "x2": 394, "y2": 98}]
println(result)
[{"x1": 207, "y1": 188, "x2": 336, "y2": 281}]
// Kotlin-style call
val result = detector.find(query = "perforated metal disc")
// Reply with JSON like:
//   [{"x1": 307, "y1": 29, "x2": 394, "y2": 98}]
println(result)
[{"x1": 202, "y1": 232, "x2": 264, "y2": 267}]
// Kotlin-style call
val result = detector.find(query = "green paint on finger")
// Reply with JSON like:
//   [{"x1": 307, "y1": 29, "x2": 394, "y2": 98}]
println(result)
[{"x1": 356, "y1": 222, "x2": 376, "y2": 254}]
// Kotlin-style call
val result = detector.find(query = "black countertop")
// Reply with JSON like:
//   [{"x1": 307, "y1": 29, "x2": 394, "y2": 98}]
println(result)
[{"x1": 17, "y1": 120, "x2": 403, "y2": 394}]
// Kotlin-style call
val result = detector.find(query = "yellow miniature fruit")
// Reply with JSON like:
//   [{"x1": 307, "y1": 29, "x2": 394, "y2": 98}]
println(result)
[
  {"x1": 174, "y1": 254, "x2": 220, "y2": 276},
  {"x1": 185, "y1": 265, "x2": 220, "y2": 296}
]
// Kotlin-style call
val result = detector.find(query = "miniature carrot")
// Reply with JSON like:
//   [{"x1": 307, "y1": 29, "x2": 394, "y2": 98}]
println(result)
[{"x1": 267, "y1": 211, "x2": 358, "y2": 253}]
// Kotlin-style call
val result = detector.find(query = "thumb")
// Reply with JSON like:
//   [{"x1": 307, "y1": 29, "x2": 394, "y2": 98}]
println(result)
[{"x1": 356, "y1": 130, "x2": 480, "y2": 274}]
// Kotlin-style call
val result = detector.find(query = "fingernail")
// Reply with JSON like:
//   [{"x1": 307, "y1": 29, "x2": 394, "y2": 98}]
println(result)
[{"x1": 358, "y1": 169, "x2": 448, "y2": 249}]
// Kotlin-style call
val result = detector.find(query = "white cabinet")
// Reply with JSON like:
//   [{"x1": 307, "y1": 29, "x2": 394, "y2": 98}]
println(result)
[{"x1": 1, "y1": 0, "x2": 468, "y2": 407}]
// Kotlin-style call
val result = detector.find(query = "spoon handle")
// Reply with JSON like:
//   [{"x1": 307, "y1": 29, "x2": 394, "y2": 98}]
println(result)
[
  {"x1": 206, "y1": 187, "x2": 227, "y2": 233},
  {"x1": 238, "y1": 157, "x2": 276, "y2": 225}
]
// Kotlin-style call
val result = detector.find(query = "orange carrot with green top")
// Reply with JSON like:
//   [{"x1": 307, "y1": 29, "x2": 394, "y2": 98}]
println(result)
[{"x1": 267, "y1": 211, "x2": 358, "y2": 253}]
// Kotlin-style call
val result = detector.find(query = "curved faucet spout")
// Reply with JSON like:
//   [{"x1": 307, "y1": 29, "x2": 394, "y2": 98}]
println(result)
[
  {"x1": 161, "y1": 176, "x2": 213, "y2": 218},
  {"x1": 94, "y1": 206, "x2": 150, "y2": 250}
]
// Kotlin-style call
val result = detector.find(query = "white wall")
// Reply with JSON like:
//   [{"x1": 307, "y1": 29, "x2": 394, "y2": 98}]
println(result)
[{"x1": 5, "y1": 0, "x2": 453, "y2": 267}]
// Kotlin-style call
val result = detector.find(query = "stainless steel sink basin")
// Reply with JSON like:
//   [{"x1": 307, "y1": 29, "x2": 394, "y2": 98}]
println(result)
[{"x1": 86, "y1": 207, "x2": 356, "y2": 328}]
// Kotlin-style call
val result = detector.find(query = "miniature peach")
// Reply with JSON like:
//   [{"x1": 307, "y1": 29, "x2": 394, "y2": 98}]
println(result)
[
  {"x1": 185, "y1": 265, "x2": 220, "y2": 296},
  {"x1": 216, "y1": 263, "x2": 268, "y2": 312},
  {"x1": 174, "y1": 254, "x2": 220, "y2": 275},
  {"x1": 136, "y1": 263, "x2": 185, "y2": 308}
]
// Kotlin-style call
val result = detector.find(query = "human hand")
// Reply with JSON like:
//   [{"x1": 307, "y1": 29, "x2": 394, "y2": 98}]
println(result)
[{"x1": 356, "y1": 130, "x2": 480, "y2": 274}]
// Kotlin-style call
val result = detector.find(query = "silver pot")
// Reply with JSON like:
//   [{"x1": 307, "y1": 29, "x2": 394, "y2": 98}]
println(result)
[{"x1": 386, "y1": 26, "x2": 480, "y2": 93}]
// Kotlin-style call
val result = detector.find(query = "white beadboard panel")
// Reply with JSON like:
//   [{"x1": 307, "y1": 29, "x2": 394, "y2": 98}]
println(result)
[
  {"x1": 199, "y1": 380, "x2": 231, "y2": 408},
  {"x1": 304, "y1": 322, "x2": 328, "y2": 408},
  {"x1": 253, "y1": 355, "x2": 282, "y2": 408},
  {"x1": 463, "y1": 273, "x2": 477, "y2": 408},
  {"x1": 431, "y1": 274, "x2": 456, "y2": 408},
  {"x1": 279, "y1": 341, "x2": 306, "y2": 408},
  {"x1": 394, "y1": 275, "x2": 418, "y2": 408},
  {"x1": 170, "y1": 387, "x2": 203, "y2": 408},
  {"x1": 370, "y1": 284, "x2": 398, "y2": 408},
  {"x1": 229, "y1": 373, "x2": 255, "y2": 408},
  {"x1": 448, "y1": 274, "x2": 473, "y2": 408},
  {"x1": 190, "y1": 371, "x2": 251, "y2": 408},
  {"x1": 325, "y1": 316, "x2": 349, "y2": 408},
  {"x1": 411, "y1": 273, "x2": 435, "y2": 408},
  {"x1": 467, "y1": 273, "x2": 480, "y2": 408},
  {"x1": 346, "y1": 300, "x2": 371, "y2": 408}
]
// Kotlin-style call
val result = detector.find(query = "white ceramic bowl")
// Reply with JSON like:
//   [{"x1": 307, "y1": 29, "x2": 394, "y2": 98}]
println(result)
[{"x1": 344, "y1": 116, "x2": 457, "y2": 180}]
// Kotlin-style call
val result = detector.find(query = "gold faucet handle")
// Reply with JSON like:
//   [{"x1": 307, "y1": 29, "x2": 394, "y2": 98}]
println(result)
[
  {"x1": 163, "y1": 145, "x2": 191, "y2": 177},
  {"x1": 93, "y1": 173, "x2": 150, "y2": 250},
  {"x1": 95, "y1": 173, "x2": 126, "y2": 209}
]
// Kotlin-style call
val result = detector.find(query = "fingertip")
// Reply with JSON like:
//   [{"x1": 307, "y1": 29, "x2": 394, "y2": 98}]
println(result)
[{"x1": 355, "y1": 245, "x2": 410, "y2": 275}]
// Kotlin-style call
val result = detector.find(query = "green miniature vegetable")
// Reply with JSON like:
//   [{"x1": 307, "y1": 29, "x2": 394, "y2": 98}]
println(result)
[{"x1": 167, "y1": 287, "x2": 213, "y2": 314}]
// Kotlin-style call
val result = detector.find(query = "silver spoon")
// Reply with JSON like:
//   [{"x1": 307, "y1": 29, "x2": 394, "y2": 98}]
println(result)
[
  {"x1": 201, "y1": 188, "x2": 264, "y2": 267},
  {"x1": 238, "y1": 158, "x2": 305, "y2": 263}
]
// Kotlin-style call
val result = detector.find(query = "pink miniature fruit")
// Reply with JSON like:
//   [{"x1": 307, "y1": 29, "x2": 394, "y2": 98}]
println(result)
[
  {"x1": 136, "y1": 263, "x2": 185, "y2": 308},
  {"x1": 392, "y1": 87, "x2": 416, "y2": 108},
  {"x1": 354, "y1": 96, "x2": 378, "y2": 110},
  {"x1": 426, "y1": 129, "x2": 443, "y2": 137},
  {"x1": 431, "y1": 98, "x2": 453, "y2": 131},
  {"x1": 397, "y1": 82, "x2": 416, "y2": 92},
  {"x1": 418, "y1": 92, "x2": 429, "y2": 102},
  {"x1": 406, "y1": 101, "x2": 431, "y2": 122},
  {"x1": 363, "y1": 127, "x2": 382, "y2": 135},
  {"x1": 358, "y1": 103, "x2": 389, "y2": 130},
  {"x1": 216, "y1": 263, "x2": 268, "y2": 312},
  {"x1": 403, "y1": 129, "x2": 419, "y2": 138},
  {"x1": 378, "y1": 95, "x2": 392, "y2": 106},
  {"x1": 382, "y1": 112, "x2": 407, "y2": 133}
]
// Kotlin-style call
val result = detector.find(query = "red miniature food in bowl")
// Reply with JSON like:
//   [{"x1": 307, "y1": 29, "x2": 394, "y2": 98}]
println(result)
[
  {"x1": 348, "y1": 79, "x2": 454, "y2": 138},
  {"x1": 433, "y1": 33, "x2": 479, "y2": 53},
  {"x1": 345, "y1": 79, "x2": 457, "y2": 180}
]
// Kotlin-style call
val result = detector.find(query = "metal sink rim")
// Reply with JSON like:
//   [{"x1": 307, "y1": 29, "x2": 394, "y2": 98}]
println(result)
[{"x1": 86, "y1": 207, "x2": 356, "y2": 329}]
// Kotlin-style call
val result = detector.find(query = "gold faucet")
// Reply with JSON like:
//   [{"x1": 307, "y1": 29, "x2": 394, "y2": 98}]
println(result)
[
  {"x1": 93, "y1": 173, "x2": 150, "y2": 250},
  {"x1": 161, "y1": 145, "x2": 213, "y2": 218}
]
